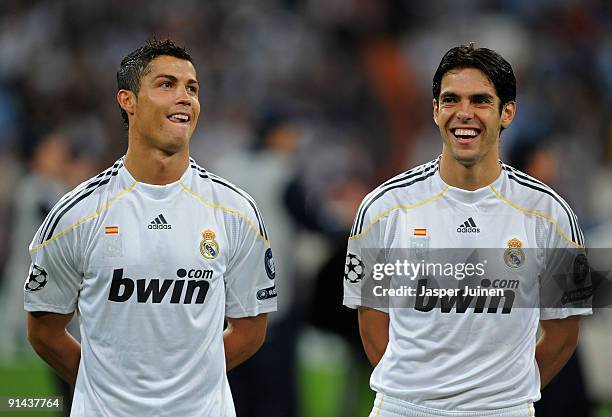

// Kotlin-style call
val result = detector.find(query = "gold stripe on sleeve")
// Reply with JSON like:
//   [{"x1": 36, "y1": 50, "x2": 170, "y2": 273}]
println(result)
[
  {"x1": 349, "y1": 187, "x2": 449, "y2": 241},
  {"x1": 489, "y1": 185, "x2": 583, "y2": 249},
  {"x1": 179, "y1": 181, "x2": 269, "y2": 244},
  {"x1": 30, "y1": 182, "x2": 137, "y2": 254}
]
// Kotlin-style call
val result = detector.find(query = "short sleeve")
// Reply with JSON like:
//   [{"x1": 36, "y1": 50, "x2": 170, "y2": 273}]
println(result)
[
  {"x1": 24, "y1": 221, "x2": 82, "y2": 314},
  {"x1": 539, "y1": 209, "x2": 592, "y2": 320},
  {"x1": 224, "y1": 217, "x2": 277, "y2": 318},
  {"x1": 343, "y1": 198, "x2": 388, "y2": 313}
]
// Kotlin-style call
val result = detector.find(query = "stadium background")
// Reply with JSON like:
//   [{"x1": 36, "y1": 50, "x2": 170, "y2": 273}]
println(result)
[{"x1": 0, "y1": 0, "x2": 610, "y2": 416}]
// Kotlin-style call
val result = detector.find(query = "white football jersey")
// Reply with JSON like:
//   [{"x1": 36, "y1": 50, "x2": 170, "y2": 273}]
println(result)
[
  {"x1": 25, "y1": 158, "x2": 277, "y2": 417},
  {"x1": 344, "y1": 157, "x2": 591, "y2": 412}
]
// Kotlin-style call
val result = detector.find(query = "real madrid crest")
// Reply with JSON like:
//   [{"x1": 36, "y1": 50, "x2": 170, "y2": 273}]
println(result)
[
  {"x1": 200, "y1": 229, "x2": 220, "y2": 259},
  {"x1": 504, "y1": 237, "x2": 524, "y2": 268}
]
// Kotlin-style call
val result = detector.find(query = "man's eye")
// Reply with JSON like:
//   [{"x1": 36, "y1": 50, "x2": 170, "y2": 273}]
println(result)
[
  {"x1": 161, "y1": 82, "x2": 172, "y2": 88},
  {"x1": 188, "y1": 86, "x2": 198, "y2": 93},
  {"x1": 442, "y1": 97, "x2": 456, "y2": 103}
]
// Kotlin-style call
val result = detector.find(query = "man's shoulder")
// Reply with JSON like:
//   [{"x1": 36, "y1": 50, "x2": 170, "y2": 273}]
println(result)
[
  {"x1": 500, "y1": 163, "x2": 577, "y2": 217},
  {"x1": 189, "y1": 159, "x2": 261, "y2": 211},
  {"x1": 32, "y1": 160, "x2": 125, "y2": 247},
  {"x1": 500, "y1": 163, "x2": 584, "y2": 246},
  {"x1": 188, "y1": 159, "x2": 269, "y2": 241},
  {"x1": 350, "y1": 158, "x2": 440, "y2": 238}
]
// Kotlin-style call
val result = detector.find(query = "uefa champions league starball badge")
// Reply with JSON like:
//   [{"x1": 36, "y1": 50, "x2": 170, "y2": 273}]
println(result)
[
  {"x1": 504, "y1": 237, "x2": 525, "y2": 268},
  {"x1": 344, "y1": 253, "x2": 365, "y2": 283},
  {"x1": 200, "y1": 229, "x2": 220, "y2": 259},
  {"x1": 25, "y1": 264, "x2": 48, "y2": 291}
]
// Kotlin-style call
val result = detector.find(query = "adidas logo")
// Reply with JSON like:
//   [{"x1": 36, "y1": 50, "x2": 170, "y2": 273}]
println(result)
[
  {"x1": 457, "y1": 217, "x2": 480, "y2": 233},
  {"x1": 148, "y1": 214, "x2": 172, "y2": 230}
]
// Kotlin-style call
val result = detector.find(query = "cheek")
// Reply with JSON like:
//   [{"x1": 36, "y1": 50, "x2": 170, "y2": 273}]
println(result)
[
  {"x1": 485, "y1": 113, "x2": 502, "y2": 130},
  {"x1": 437, "y1": 111, "x2": 452, "y2": 128}
]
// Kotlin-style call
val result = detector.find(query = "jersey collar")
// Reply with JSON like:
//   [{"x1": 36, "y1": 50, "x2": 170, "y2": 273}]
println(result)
[
  {"x1": 119, "y1": 156, "x2": 194, "y2": 200},
  {"x1": 434, "y1": 162, "x2": 505, "y2": 205}
]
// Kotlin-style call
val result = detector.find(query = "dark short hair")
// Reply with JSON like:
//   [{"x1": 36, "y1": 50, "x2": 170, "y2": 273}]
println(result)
[
  {"x1": 117, "y1": 39, "x2": 193, "y2": 126},
  {"x1": 432, "y1": 44, "x2": 516, "y2": 113}
]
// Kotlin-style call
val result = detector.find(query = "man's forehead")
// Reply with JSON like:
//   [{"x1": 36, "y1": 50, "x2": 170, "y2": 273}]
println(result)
[
  {"x1": 440, "y1": 67, "x2": 495, "y2": 94},
  {"x1": 144, "y1": 55, "x2": 197, "y2": 78}
]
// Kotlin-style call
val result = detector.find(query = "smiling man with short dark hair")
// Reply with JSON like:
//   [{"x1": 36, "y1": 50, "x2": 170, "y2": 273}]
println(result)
[
  {"x1": 344, "y1": 44, "x2": 591, "y2": 417},
  {"x1": 25, "y1": 39, "x2": 277, "y2": 417}
]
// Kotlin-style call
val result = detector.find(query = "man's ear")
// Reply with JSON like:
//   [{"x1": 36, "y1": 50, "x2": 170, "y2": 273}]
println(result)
[
  {"x1": 117, "y1": 89, "x2": 136, "y2": 118},
  {"x1": 500, "y1": 101, "x2": 516, "y2": 129},
  {"x1": 432, "y1": 98, "x2": 439, "y2": 126}
]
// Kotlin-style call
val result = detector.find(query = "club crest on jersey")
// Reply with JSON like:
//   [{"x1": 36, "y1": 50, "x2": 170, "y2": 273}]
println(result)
[
  {"x1": 504, "y1": 238, "x2": 524, "y2": 268},
  {"x1": 200, "y1": 229, "x2": 220, "y2": 259}
]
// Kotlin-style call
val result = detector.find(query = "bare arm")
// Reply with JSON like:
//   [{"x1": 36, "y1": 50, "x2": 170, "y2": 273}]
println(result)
[
  {"x1": 224, "y1": 314, "x2": 268, "y2": 371},
  {"x1": 27, "y1": 312, "x2": 81, "y2": 385},
  {"x1": 358, "y1": 307, "x2": 390, "y2": 367},
  {"x1": 536, "y1": 316, "x2": 580, "y2": 389}
]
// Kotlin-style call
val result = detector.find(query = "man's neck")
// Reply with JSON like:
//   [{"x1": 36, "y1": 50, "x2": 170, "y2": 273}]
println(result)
[
  {"x1": 124, "y1": 145, "x2": 189, "y2": 185},
  {"x1": 439, "y1": 152, "x2": 501, "y2": 191}
]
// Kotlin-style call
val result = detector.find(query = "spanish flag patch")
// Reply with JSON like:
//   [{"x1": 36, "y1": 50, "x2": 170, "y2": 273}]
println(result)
[
  {"x1": 105, "y1": 226, "x2": 119, "y2": 235},
  {"x1": 413, "y1": 228, "x2": 427, "y2": 236}
]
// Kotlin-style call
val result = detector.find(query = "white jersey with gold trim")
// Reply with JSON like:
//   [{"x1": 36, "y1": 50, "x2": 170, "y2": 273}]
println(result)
[
  {"x1": 344, "y1": 157, "x2": 591, "y2": 413},
  {"x1": 25, "y1": 157, "x2": 277, "y2": 417}
]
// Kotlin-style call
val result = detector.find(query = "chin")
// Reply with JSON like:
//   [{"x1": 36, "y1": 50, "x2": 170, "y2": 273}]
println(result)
[
  {"x1": 451, "y1": 150, "x2": 480, "y2": 167},
  {"x1": 157, "y1": 138, "x2": 189, "y2": 155}
]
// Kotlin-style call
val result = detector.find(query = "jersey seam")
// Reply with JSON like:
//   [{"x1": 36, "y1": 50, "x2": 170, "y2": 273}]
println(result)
[
  {"x1": 527, "y1": 401, "x2": 533, "y2": 417},
  {"x1": 540, "y1": 307, "x2": 591, "y2": 320},
  {"x1": 225, "y1": 305, "x2": 277, "y2": 318},
  {"x1": 348, "y1": 186, "x2": 449, "y2": 241},
  {"x1": 488, "y1": 185, "x2": 583, "y2": 248},
  {"x1": 24, "y1": 302, "x2": 76, "y2": 314},
  {"x1": 343, "y1": 295, "x2": 368, "y2": 300},
  {"x1": 179, "y1": 181, "x2": 269, "y2": 244},
  {"x1": 373, "y1": 394, "x2": 384, "y2": 417},
  {"x1": 343, "y1": 297, "x2": 389, "y2": 312},
  {"x1": 30, "y1": 181, "x2": 137, "y2": 254}
]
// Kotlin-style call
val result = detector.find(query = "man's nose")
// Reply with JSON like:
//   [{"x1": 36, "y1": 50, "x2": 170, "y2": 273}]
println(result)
[
  {"x1": 455, "y1": 100, "x2": 473, "y2": 120},
  {"x1": 175, "y1": 85, "x2": 192, "y2": 105}
]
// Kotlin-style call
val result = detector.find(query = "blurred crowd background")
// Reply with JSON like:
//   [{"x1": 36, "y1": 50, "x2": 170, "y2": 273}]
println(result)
[{"x1": 0, "y1": 0, "x2": 610, "y2": 416}]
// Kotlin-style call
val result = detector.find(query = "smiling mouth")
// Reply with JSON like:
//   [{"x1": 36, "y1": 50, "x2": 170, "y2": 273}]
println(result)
[
  {"x1": 450, "y1": 127, "x2": 481, "y2": 144},
  {"x1": 168, "y1": 113, "x2": 190, "y2": 124}
]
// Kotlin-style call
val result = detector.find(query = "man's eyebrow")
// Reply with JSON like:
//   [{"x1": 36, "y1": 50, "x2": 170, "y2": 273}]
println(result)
[
  {"x1": 439, "y1": 91, "x2": 495, "y2": 100},
  {"x1": 153, "y1": 74, "x2": 199, "y2": 84},
  {"x1": 154, "y1": 74, "x2": 177, "y2": 82},
  {"x1": 439, "y1": 92, "x2": 458, "y2": 98},
  {"x1": 470, "y1": 93, "x2": 494, "y2": 100}
]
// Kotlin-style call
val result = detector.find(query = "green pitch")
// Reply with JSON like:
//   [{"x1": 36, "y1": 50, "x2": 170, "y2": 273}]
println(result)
[
  {"x1": 0, "y1": 356, "x2": 62, "y2": 417},
  {"x1": 1, "y1": 356, "x2": 610, "y2": 417}
]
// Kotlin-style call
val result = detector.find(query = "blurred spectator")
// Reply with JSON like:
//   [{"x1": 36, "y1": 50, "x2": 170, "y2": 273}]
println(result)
[
  {"x1": 507, "y1": 137, "x2": 593, "y2": 417},
  {"x1": 209, "y1": 109, "x2": 304, "y2": 417},
  {"x1": 0, "y1": 0, "x2": 610, "y2": 414},
  {"x1": 0, "y1": 132, "x2": 71, "y2": 358},
  {"x1": 0, "y1": 127, "x2": 100, "y2": 415},
  {"x1": 308, "y1": 177, "x2": 373, "y2": 417}
]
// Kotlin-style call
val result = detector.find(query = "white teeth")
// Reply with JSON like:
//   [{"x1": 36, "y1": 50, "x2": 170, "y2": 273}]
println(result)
[
  {"x1": 170, "y1": 114, "x2": 189, "y2": 122},
  {"x1": 454, "y1": 128, "x2": 478, "y2": 137}
]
